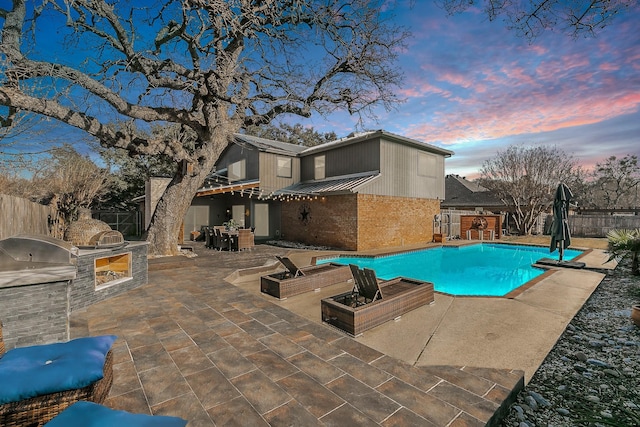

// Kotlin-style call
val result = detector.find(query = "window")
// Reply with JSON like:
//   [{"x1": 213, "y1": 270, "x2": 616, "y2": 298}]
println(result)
[
  {"x1": 228, "y1": 160, "x2": 245, "y2": 181},
  {"x1": 417, "y1": 152, "x2": 436, "y2": 177},
  {"x1": 276, "y1": 157, "x2": 292, "y2": 178},
  {"x1": 314, "y1": 155, "x2": 325, "y2": 180}
]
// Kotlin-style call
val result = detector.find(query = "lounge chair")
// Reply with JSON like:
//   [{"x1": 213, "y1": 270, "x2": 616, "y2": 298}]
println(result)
[
  {"x1": 0, "y1": 321, "x2": 115, "y2": 427},
  {"x1": 260, "y1": 256, "x2": 352, "y2": 299},
  {"x1": 321, "y1": 264, "x2": 434, "y2": 336}
]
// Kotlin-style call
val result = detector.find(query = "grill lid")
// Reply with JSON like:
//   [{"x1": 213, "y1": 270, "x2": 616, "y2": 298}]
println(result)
[{"x1": 0, "y1": 234, "x2": 77, "y2": 264}]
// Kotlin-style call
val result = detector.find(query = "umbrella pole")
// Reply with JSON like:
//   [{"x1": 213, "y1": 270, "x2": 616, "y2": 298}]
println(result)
[{"x1": 559, "y1": 241, "x2": 564, "y2": 262}]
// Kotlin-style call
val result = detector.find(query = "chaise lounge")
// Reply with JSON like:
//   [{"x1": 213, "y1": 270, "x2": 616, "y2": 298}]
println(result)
[
  {"x1": 321, "y1": 264, "x2": 434, "y2": 336},
  {"x1": 260, "y1": 256, "x2": 352, "y2": 299},
  {"x1": 0, "y1": 322, "x2": 115, "y2": 427}
]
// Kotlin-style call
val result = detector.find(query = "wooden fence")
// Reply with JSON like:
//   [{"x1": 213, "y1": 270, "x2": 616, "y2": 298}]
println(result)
[
  {"x1": 567, "y1": 214, "x2": 640, "y2": 237},
  {"x1": 441, "y1": 209, "x2": 640, "y2": 239},
  {"x1": 0, "y1": 194, "x2": 60, "y2": 240},
  {"x1": 439, "y1": 209, "x2": 546, "y2": 238}
]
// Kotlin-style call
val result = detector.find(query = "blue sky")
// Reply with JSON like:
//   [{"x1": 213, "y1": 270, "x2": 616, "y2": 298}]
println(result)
[
  {"x1": 298, "y1": 2, "x2": 640, "y2": 179},
  {"x1": 3, "y1": 1, "x2": 638, "y2": 180}
]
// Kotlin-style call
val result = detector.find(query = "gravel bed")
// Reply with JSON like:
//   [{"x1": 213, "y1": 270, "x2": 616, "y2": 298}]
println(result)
[{"x1": 501, "y1": 259, "x2": 640, "y2": 426}]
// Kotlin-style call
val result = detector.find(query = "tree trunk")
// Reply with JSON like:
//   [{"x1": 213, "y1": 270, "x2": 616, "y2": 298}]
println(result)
[
  {"x1": 145, "y1": 134, "x2": 228, "y2": 256},
  {"x1": 146, "y1": 176, "x2": 200, "y2": 256}
]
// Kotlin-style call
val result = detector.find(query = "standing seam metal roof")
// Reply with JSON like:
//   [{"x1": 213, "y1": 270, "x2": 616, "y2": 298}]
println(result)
[{"x1": 274, "y1": 172, "x2": 380, "y2": 195}]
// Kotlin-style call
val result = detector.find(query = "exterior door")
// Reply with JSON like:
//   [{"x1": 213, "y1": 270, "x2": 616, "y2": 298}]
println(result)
[
  {"x1": 184, "y1": 205, "x2": 209, "y2": 234},
  {"x1": 232, "y1": 205, "x2": 245, "y2": 228},
  {"x1": 254, "y1": 203, "x2": 269, "y2": 237}
]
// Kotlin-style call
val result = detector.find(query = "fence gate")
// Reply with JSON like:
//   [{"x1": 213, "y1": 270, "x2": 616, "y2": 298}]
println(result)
[{"x1": 93, "y1": 211, "x2": 142, "y2": 237}]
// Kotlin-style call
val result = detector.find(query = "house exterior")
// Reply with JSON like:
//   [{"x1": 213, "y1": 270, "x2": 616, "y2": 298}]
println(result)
[
  {"x1": 182, "y1": 130, "x2": 453, "y2": 250},
  {"x1": 441, "y1": 174, "x2": 507, "y2": 212}
]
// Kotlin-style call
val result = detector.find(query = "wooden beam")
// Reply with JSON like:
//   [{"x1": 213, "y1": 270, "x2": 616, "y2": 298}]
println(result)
[{"x1": 196, "y1": 181, "x2": 260, "y2": 197}]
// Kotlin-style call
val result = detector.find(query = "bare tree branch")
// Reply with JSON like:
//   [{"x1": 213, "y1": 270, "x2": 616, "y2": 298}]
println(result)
[
  {"x1": 0, "y1": 0, "x2": 408, "y2": 254},
  {"x1": 438, "y1": 0, "x2": 633, "y2": 40}
]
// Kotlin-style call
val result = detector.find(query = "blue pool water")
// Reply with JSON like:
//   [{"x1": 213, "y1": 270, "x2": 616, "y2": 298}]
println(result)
[{"x1": 317, "y1": 243, "x2": 583, "y2": 296}]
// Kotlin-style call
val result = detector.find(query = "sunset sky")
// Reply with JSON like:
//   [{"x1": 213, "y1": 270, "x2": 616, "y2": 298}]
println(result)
[
  {"x1": 300, "y1": 2, "x2": 640, "y2": 179},
  {"x1": 2, "y1": 2, "x2": 638, "y2": 181}
]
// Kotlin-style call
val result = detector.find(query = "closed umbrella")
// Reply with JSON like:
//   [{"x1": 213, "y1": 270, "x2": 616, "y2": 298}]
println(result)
[{"x1": 549, "y1": 183, "x2": 573, "y2": 261}]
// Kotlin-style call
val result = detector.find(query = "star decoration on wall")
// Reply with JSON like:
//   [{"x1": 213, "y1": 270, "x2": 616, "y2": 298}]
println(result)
[{"x1": 298, "y1": 203, "x2": 311, "y2": 225}]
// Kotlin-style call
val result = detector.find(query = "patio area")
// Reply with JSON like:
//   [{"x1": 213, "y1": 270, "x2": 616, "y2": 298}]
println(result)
[{"x1": 69, "y1": 242, "x2": 610, "y2": 426}]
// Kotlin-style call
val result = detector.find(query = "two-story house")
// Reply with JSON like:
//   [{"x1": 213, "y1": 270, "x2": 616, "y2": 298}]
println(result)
[{"x1": 180, "y1": 130, "x2": 453, "y2": 250}]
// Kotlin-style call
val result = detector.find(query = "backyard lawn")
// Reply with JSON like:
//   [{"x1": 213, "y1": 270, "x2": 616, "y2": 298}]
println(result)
[{"x1": 501, "y1": 235, "x2": 609, "y2": 250}]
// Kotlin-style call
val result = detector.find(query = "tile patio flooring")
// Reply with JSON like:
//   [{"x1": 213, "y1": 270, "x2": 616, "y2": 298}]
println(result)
[{"x1": 70, "y1": 243, "x2": 524, "y2": 426}]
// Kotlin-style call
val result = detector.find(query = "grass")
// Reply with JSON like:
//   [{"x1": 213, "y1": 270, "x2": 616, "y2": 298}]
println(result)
[{"x1": 501, "y1": 235, "x2": 609, "y2": 250}]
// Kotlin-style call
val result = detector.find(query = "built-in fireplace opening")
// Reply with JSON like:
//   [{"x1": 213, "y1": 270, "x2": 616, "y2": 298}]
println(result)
[{"x1": 95, "y1": 252, "x2": 132, "y2": 289}]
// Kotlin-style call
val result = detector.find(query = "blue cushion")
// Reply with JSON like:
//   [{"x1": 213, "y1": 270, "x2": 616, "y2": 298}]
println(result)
[
  {"x1": 0, "y1": 335, "x2": 116, "y2": 405},
  {"x1": 44, "y1": 401, "x2": 188, "y2": 427}
]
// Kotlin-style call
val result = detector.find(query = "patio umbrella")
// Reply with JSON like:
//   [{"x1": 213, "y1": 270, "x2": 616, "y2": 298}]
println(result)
[{"x1": 549, "y1": 183, "x2": 573, "y2": 261}]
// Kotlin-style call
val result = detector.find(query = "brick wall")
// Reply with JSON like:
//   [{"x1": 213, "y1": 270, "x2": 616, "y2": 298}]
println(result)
[
  {"x1": 281, "y1": 194, "x2": 440, "y2": 251},
  {"x1": 281, "y1": 195, "x2": 358, "y2": 250},
  {"x1": 0, "y1": 280, "x2": 70, "y2": 350},
  {"x1": 357, "y1": 194, "x2": 439, "y2": 250}
]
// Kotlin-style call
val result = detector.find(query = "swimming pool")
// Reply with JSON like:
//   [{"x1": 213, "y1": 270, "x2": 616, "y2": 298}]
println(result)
[{"x1": 317, "y1": 243, "x2": 583, "y2": 296}]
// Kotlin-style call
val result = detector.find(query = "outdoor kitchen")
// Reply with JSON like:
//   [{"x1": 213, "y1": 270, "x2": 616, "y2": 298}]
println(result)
[{"x1": 0, "y1": 212, "x2": 148, "y2": 350}]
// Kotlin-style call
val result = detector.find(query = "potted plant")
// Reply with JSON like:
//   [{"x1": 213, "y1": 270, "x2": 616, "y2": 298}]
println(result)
[
  {"x1": 606, "y1": 229, "x2": 640, "y2": 327},
  {"x1": 223, "y1": 219, "x2": 240, "y2": 231}
]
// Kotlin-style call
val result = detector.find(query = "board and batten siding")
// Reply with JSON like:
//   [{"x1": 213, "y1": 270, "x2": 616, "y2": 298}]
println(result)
[
  {"x1": 259, "y1": 152, "x2": 300, "y2": 194},
  {"x1": 359, "y1": 140, "x2": 445, "y2": 199},
  {"x1": 217, "y1": 144, "x2": 261, "y2": 181},
  {"x1": 300, "y1": 139, "x2": 380, "y2": 181}
]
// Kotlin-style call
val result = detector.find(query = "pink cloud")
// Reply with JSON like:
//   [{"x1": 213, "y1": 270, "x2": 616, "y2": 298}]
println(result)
[{"x1": 599, "y1": 62, "x2": 620, "y2": 72}]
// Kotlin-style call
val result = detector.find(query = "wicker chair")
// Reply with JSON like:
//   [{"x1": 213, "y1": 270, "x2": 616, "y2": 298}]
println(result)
[
  {"x1": 0, "y1": 322, "x2": 114, "y2": 427},
  {"x1": 321, "y1": 265, "x2": 435, "y2": 336},
  {"x1": 260, "y1": 256, "x2": 352, "y2": 300},
  {"x1": 213, "y1": 227, "x2": 229, "y2": 251},
  {"x1": 236, "y1": 228, "x2": 254, "y2": 251}
]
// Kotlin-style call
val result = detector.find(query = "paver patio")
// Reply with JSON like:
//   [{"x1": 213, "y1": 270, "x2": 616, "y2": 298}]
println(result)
[{"x1": 70, "y1": 243, "x2": 525, "y2": 426}]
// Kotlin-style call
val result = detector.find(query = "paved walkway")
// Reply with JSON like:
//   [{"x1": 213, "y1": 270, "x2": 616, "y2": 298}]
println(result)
[{"x1": 71, "y1": 243, "x2": 528, "y2": 426}]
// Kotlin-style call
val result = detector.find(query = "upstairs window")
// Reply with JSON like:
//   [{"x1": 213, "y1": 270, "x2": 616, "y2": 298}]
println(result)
[
  {"x1": 276, "y1": 157, "x2": 292, "y2": 178},
  {"x1": 228, "y1": 159, "x2": 246, "y2": 181},
  {"x1": 314, "y1": 155, "x2": 325, "y2": 180}
]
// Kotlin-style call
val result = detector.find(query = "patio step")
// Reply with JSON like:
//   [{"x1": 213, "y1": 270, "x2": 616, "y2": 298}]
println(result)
[{"x1": 148, "y1": 255, "x2": 195, "y2": 271}]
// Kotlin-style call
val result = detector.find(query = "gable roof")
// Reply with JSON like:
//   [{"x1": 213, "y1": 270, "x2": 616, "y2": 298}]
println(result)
[
  {"x1": 233, "y1": 133, "x2": 307, "y2": 156},
  {"x1": 300, "y1": 130, "x2": 454, "y2": 157},
  {"x1": 442, "y1": 174, "x2": 506, "y2": 208}
]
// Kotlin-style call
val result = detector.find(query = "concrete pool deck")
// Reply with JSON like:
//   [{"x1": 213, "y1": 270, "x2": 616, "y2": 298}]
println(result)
[
  {"x1": 68, "y1": 241, "x2": 612, "y2": 426},
  {"x1": 232, "y1": 243, "x2": 614, "y2": 383}
]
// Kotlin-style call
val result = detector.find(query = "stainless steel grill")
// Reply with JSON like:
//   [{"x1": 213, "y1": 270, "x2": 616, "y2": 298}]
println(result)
[{"x1": 0, "y1": 234, "x2": 77, "y2": 288}]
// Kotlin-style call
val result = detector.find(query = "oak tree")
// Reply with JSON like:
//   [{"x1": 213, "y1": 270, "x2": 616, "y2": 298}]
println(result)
[
  {"x1": 0, "y1": 0, "x2": 407, "y2": 255},
  {"x1": 479, "y1": 145, "x2": 578, "y2": 235}
]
